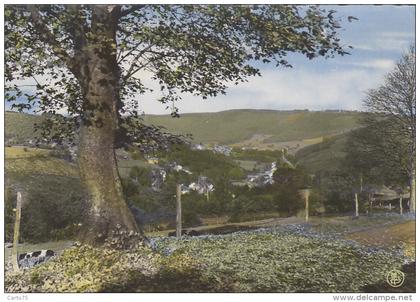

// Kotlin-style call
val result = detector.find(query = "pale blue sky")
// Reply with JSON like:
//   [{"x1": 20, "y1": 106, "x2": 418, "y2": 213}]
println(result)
[{"x1": 139, "y1": 5, "x2": 415, "y2": 114}]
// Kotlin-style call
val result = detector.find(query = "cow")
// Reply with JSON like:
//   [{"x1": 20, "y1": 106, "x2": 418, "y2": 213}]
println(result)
[{"x1": 18, "y1": 249, "x2": 55, "y2": 269}]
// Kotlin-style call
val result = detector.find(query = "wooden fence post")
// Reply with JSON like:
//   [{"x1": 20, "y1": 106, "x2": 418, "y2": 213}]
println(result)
[
  {"x1": 12, "y1": 191, "x2": 22, "y2": 272},
  {"x1": 176, "y1": 184, "x2": 182, "y2": 238},
  {"x1": 305, "y1": 191, "x2": 309, "y2": 222},
  {"x1": 299, "y1": 189, "x2": 310, "y2": 223},
  {"x1": 354, "y1": 192, "x2": 359, "y2": 218},
  {"x1": 399, "y1": 194, "x2": 403, "y2": 215}
]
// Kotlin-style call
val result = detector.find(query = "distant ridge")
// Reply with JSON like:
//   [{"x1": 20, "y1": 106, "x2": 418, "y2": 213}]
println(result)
[
  {"x1": 143, "y1": 108, "x2": 359, "y2": 116},
  {"x1": 6, "y1": 109, "x2": 362, "y2": 149},
  {"x1": 142, "y1": 109, "x2": 361, "y2": 146}
]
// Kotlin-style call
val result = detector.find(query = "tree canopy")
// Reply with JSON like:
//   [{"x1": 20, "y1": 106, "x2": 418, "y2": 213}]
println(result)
[{"x1": 5, "y1": 4, "x2": 351, "y2": 148}]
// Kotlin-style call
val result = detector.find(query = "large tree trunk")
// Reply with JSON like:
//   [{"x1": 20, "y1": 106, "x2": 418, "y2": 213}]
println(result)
[
  {"x1": 78, "y1": 118, "x2": 139, "y2": 244},
  {"x1": 77, "y1": 6, "x2": 139, "y2": 245}
]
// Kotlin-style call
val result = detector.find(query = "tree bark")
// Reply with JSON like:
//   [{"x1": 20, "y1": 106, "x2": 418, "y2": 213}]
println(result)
[
  {"x1": 78, "y1": 117, "x2": 139, "y2": 244},
  {"x1": 77, "y1": 6, "x2": 139, "y2": 245}
]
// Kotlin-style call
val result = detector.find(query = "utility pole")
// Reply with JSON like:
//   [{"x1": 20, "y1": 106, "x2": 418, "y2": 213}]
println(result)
[
  {"x1": 12, "y1": 191, "x2": 22, "y2": 272},
  {"x1": 176, "y1": 184, "x2": 182, "y2": 238}
]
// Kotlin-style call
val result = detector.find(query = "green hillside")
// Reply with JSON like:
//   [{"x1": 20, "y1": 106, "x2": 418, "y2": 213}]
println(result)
[
  {"x1": 5, "y1": 146, "x2": 80, "y2": 201},
  {"x1": 5, "y1": 146, "x2": 79, "y2": 178},
  {"x1": 6, "y1": 110, "x2": 361, "y2": 148},
  {"x1": 295, "y1": 133, "x2": 350, "y2": 173},
  {"x1": 143, "y1": 109, "x2": 361, "y2": 146},
  {"x1": 5, "y1": 111, "x2": 44, "y2": 143}
]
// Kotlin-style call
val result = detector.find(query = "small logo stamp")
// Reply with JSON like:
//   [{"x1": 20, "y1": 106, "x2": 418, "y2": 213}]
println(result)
[{"x1": 386, "y1": 269, "x2": 405, "y2": 287}]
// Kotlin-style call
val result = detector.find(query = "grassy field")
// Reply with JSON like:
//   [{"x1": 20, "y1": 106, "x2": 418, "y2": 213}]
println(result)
[
  {"x1": 117, "y1": 159, "x2": 153, "y2": 178},
  {"x1": 5, "y1": 214, "x2": 414, "y2": 293},
  {"x1": 5, "y1": 147, "x2": 78, "y2": 178},
  {"x1": 5, "y1": 146, "x2": 50, "y2": 158},
  {"x1": 150, "y1": 226, "x2": 409, "y2": 292}
]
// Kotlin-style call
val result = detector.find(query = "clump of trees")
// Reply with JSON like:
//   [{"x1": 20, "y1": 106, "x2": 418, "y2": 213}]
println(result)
[
  {"x1": 344, "y1": 47, "x2": 415, "y2": 213},
  {"x1": 306, "y1": 47, "x2": 416, "y2": 216}
]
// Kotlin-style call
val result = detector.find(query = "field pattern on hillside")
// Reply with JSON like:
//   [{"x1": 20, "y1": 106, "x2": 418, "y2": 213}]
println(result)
[
  {"x1": 5, "y1": 147, "x2": 78, "y2": 178},
  {"x1": 143, "y1": 110, "x2": 361, "y2": 145}
]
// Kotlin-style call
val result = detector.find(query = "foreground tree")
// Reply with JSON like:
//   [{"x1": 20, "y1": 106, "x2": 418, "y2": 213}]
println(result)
[
  {"x1": 5, "y1": 4, "x2": 352, "y2": 245},
  {"x1": 350, "y1": 47, "x2": 415, "y2": 212}
]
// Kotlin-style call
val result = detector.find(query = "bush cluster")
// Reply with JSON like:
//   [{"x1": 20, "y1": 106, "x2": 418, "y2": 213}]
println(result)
[{"x1": 5, "y1": 175, "x2": 87, "y2": 243}]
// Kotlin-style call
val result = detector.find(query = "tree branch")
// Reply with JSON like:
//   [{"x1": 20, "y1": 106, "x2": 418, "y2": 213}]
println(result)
[
  {"x1": 119, "y1": 4, "x2": 146, "y2": 18},
  {"x1": 118, "y1": 42, "x2": 152, "y2": 64},
  {"x1": 28, "y1": 5, "x2": 76, "y2": 73}
]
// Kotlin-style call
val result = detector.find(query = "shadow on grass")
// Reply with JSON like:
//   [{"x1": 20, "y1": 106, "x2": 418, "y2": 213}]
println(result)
[
  {"x1": 102, "y1": 262, "x2": 416, "y2": 293},
  {"x1": 198, "y1": 224, "x2": 258, "y2": 235},
  {"x1": 101, "y1": 266, "x2": 234, "y2": 293},
  {"x1": 362, "y1": 262, "x2": 416, "y2": 293}
]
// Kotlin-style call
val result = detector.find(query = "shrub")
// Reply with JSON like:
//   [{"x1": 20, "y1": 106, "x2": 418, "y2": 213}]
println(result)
[{"x1": 5, "y1": 175, "x2": 87, "y2": 243}]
